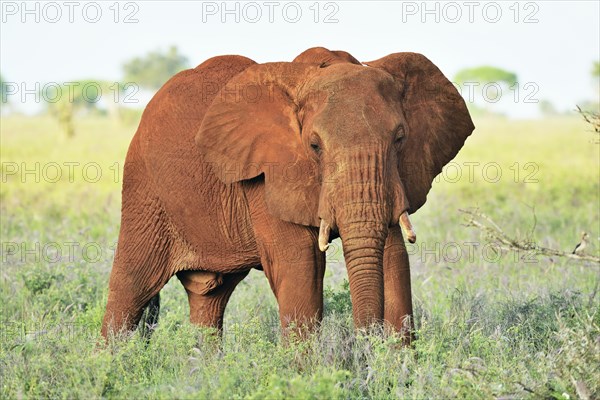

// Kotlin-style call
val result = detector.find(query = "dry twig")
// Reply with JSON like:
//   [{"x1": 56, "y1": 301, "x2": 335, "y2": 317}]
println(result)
[
  {"x1": 576, "y1": 105, "x2": 600, "y2": 143},
  {"x1": 460, "y1": 208, "x2": 600, "y2": 264}
]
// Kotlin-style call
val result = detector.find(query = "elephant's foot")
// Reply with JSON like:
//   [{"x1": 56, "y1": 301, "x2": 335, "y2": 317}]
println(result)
[{"x1": 101, "y1": 290, "x2": 155, "y2": 340}]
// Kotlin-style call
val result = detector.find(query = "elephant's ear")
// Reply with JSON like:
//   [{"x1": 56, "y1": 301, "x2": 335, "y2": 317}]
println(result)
[
  {"x1": 365, "y1": 53, "x2": 475, "y2": 213},
  {"x1": 196, "y1": 62, "x2": 321, "y2": 227}
]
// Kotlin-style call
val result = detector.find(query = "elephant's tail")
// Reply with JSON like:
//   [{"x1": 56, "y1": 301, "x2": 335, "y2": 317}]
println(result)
[{"x1": 138, "y1": 293, "x2": 160, "y2": 340}]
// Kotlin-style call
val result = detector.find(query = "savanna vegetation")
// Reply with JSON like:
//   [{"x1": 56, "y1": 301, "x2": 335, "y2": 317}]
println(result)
[{"x1": 1, "y1": 110, "x2": 598, "y2": 399}]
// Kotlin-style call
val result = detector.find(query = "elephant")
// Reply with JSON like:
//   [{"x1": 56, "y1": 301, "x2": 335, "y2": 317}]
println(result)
[{"x1": 101, "y1": 47, "x2": 474, "y2": 343}]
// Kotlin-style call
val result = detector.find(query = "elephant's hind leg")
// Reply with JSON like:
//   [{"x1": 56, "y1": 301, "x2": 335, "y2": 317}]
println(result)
[
  {"x1": 138, "y1": 293, "x2": 160, "y2": 339},
  {"x1": 177, "y1": 270, "x2": 249, "y2": 330},
  {"x1": 101, "y1": 196, "x2": 174, "y2": 340}
]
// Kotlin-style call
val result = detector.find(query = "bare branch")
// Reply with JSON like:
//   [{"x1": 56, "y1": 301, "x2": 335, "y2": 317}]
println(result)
[
  {"x1": 459, "y1": 208, "x2": 600, "y2": 264},
  {"x1": 576, "y1": 105, "x2": 600, "y2": 143}
]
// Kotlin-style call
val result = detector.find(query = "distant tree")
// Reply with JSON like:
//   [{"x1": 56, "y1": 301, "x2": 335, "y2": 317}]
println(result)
[
  {"x1": 454, "y1": 66, "x2": 518, "y2": 86},
  {"x1": 1, "y1": 74, "x2": 8, "y2": 105},
  {"x1": 454, "y1": 66, "x2": 518, "y2": 114},
  {"x1": 592, "y1": 61, "x2": 599, "y2": 98},
  {"x1": 122, "y1": 46, "x2": 189, "y2": 90},
  {"x1": 576, "y1": 62, "x2": 600, "y2": 141},
  {"x1": 573, "y1": 63, "x2": 600, "y2": 143},
  {"x1": 539, "y1": 99, "x2": 558, "y2": 116},
  {"x1": 578, "y1": 61, "x2": 600, "y2": 114},
  {"x1": 44, "y1": 80, "x2": 124, "y2": 137}
]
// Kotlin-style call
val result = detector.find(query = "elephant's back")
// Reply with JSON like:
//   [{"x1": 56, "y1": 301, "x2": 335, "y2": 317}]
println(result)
[
  {"x1": 139, "y1": 54, "x2": 257, "y2": 154},
  {"x1": 122, "y1": 55, "x2": 260, "y2": 271}
]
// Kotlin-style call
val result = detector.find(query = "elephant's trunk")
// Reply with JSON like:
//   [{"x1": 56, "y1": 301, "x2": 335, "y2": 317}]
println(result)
[
  {"x1": 338, "y1": 218, "x2": 387, "y2": 327},
  {"x1": 322, "y1": 148, "x2": 402, "y2": 328},
  {"x1": 333, "y1": 178, "x2": 389, "y2": 326}
]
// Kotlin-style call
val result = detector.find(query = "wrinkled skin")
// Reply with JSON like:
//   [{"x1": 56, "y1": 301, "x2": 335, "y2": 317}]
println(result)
[{"x1": 101, "y1": 47, "x2": 474, "y2": 343}]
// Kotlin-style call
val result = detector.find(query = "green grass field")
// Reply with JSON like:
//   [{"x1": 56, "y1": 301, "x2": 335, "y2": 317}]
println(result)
[{"x1": 1, "y1": 114, "x2": 599, "y2": 399}]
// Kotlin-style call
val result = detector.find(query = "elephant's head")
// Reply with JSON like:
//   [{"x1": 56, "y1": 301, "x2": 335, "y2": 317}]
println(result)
[{"x1": 196, "y1": 47, "x2": 474, "y2": 327}]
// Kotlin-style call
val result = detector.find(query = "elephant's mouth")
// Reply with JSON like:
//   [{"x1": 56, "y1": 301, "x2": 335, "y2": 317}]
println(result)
[{"x1": 318, "y1": 210, "x2": 416, "y2": 252}]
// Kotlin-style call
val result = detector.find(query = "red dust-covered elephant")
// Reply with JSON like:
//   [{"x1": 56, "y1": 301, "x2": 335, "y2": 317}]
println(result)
[{"x1": 101, "y1": 47, "x2": 474, "y2": 343}]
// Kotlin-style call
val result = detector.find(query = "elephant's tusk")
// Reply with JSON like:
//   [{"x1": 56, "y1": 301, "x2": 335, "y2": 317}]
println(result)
[
  {"x1": 399, "y1": 211, "x2": 417, "y2": 243},
  {"x1": 318, "y1": 219, "x2": 331, "y2": 252}
]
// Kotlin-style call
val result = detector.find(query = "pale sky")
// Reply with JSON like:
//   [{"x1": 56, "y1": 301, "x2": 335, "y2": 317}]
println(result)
[{"x1": 1, "y1": 0, "x2": 599, "y2": 117}]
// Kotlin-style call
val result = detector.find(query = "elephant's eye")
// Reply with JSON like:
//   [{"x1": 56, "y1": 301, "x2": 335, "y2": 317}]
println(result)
[
  {"x1": 310, "y1": 142, "x2": 321, "y2": 155},
  {"x1": 394, "y1": 125, "x2": 406, "y2": 143},
  {"x1": 310, "y1": 136, "x2": 322, "y2": 155}
]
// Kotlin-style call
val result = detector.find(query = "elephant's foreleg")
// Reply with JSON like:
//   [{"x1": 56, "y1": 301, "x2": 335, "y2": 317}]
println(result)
[
  {"x1": 383, "y1": 226, "x2": 414, "y2": 344},
  {"x1": 177, "y1": 270, "x2": 249, "y2": 330},
  {"x1": 245, "y1": 183, "x2": 326, "y2": 336},
  {"x1": 261, "y1": 240, "x2": 326, "y2": 336}
]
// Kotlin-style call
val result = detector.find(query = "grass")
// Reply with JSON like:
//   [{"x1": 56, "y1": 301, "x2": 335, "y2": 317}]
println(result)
[{"x1": 1, "y1": 114, "x2": 599, "y2": 399}]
